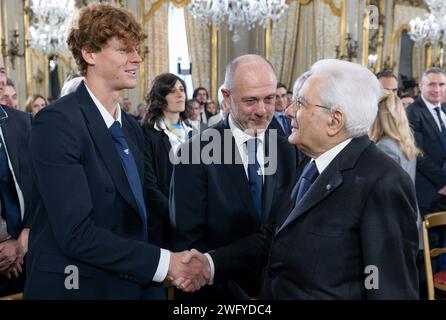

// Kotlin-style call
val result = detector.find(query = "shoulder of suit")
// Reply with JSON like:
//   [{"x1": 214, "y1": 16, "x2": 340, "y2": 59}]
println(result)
[{"x1": 2, "y1": 104, "x2": 32, "y2": 124}]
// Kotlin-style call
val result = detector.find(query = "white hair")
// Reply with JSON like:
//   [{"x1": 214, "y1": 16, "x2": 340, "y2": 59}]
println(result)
[
  {"x1": 309, "y1": 59, "x2": 381, "y2": 137},
  {"x1": 60, "y1": 76, "x2": 84, "y2": 97},
  {"x1": 292, "y1": 71, "x2": 312, "y2": 101}
]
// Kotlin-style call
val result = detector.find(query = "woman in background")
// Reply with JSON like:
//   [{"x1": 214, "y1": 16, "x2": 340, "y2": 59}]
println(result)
[
  {"x1": 24, "y1": 94, "x2": 48, "y2": 117},
  {"x1": 369, "y1": 90, "x2": 423, "y2": 253},
  {"x1": 369, "y1": 90, "x2": 420, "y2": 181},
  {"x1": 142, "y1": 73, "x2": 192, "y2": 248}
]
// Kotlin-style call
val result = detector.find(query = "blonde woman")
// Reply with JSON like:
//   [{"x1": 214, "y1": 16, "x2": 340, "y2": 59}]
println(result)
[
  {"x1": 370, "y1": 90, "x2": 423, "y2": 253},
  {"x1": 369, "y1": 90, "x2": 421, "y2": 182},
  {"x1": 24, "y1": 94, "x2": 48, "y2": 117}
]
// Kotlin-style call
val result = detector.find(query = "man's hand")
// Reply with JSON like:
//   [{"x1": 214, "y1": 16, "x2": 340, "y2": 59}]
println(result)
[
  {"x1": 167, "y1": 249, "x2": 211, "y2": 292},
  {"x1": 0, "y1": 229, "x2": 29, "y2": 278},
  {"x1": 0, "y1": 239, "x2": 21, "y2": 273}
]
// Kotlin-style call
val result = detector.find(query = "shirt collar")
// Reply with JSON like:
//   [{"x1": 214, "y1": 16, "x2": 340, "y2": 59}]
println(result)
[
  {"x1": 228, "y1": 114, "x2": 265, "y2": 148},
  {"x1": 85, "y1": 83, "x2": 122, "y2": 128},
  {"x1": 421, "y1": 94, "x2": 442, "y2": 111},
  {"x1": 313, "y1": 138, "x2": 352, "y2": 174}
]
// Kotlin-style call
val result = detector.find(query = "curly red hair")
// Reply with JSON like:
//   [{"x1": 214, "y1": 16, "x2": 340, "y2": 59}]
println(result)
[{"x1": 67, "y1": 3, "x2": 146, "y2": 76}]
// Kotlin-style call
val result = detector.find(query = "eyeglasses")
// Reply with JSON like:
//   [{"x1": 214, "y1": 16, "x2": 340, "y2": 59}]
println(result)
[{"x1": 293, "y1": 96, "x2": 331, "y2": 111}]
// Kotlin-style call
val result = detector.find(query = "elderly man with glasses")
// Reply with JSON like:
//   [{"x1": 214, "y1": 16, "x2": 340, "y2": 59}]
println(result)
[{"x1": 179, "y1": 59, "x2": 420, "y2": 300}]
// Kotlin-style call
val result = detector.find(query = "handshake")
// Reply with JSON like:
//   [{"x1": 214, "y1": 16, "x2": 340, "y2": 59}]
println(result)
[{"x1": 166, "y1": 249, "x2": 211, "y2": 293}]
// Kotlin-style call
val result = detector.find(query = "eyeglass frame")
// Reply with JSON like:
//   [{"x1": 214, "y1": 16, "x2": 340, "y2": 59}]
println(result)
[{"x1": 291, "y1": 96, "x2": 331, "y2": 111}]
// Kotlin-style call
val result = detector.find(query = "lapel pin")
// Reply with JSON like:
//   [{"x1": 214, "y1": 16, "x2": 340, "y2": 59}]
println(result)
[
  {"x1": 326, "y1": 184, "x2": 331, "y2": 191},
  {"x1": 124, "y1": 149, "x2": 129, "y2": 155}
]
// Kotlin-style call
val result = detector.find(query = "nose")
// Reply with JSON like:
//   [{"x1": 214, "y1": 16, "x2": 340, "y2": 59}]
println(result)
[
  {"x1": 255, "y1": 101, "x2": 267, "y2": 116},
  {"x1": 285, "y1": 102, "x2": 296, "y2": 119},
  {"x1": 129, "y1": 48, "x2": 142, "y2": 63}
]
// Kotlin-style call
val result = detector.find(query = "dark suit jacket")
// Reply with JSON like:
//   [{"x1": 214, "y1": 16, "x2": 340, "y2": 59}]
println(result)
[
  {"x1": 267, "y1": 115, "x2": 290, "y2": 137},
  {"x1": 0, "y1": 105, "x2": 33, "y2": 227},
  {"x1": 212, "y1": 136, "x2": 419, "y2": 299},
  {"x1": 25, "y1": 82, "x2": 162, "y2": 299},
  {"x1": 142, "y1": 123, "x2": 175, "y2": 248},
  {"x1": 170, "y1": 118, "x2": 297, "y2": 299},
  {"x1": 406, "y1": 97, "x2": 446, "y2": 214},
  {"x1": 0, "y1": 105, "x2": 33, "y2": 296}
]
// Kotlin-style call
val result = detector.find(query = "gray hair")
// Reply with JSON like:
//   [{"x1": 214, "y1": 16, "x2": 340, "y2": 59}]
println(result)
[
  {"x1": 60, "y1": 76, "x2": 84, "y2": 97},
  {"x1": 292, "y1": 71, "x2": 312, "y2": 102},
  {"x1": 223, "y1": 54, "x2": 275, "y2": 91},
  {"x1": 422, "y1": 67, "x2": 446, "y2": 83},
  {"x1": 309, "y1": 59, "x2": 381, "y2": 137}
]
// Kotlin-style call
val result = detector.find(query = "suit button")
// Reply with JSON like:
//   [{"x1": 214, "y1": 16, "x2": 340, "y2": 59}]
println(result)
[{"x1": 106, "y1": 187, "x2": 114, "y2": 193}]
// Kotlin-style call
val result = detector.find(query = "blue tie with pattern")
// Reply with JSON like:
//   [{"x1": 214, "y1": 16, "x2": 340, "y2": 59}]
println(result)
[
  {"x1": 294, "y1": 160, "x2": 319, "y2": 207},
  {"x1": 109, "y1": 121, "x2": 148, "y2": 240},
  {"x1": 246, "y1": 138, "x2": 263, "y2": 220},
  {"x1": 0, "y1": 138, "x2": 22, "y2": 239}
]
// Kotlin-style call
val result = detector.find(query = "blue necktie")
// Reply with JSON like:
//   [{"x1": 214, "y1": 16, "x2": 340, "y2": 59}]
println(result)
[
  {"x1": 246, "y1": 138, "x2": 263, "y2": 220},
  {"x1": 434, "y1": 107, "x2": 446, "y2": 147},
  {"x1": 0, "y1": 138, "x2": 22, "y2": 239},
  {"x1": 109, "y1": 121, "x2": 148, "y2": 240},
  {"x1": 294, "y1": 160, "x2": 319, "y2": 207},
  {"x1": 280, "y1": 114, "x2": 291, "y2": 135}
]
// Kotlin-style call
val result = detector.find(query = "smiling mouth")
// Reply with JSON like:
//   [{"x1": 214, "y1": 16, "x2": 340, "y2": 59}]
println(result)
[{"x1": 125, "y1": 70, "x2": 137, "y2": 76}]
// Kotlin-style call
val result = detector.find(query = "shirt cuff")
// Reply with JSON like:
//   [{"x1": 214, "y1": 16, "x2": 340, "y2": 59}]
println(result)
[
  {"x1": 204, "y1": 253, "x2": 215, "y2": 285},
  {"x1": 152, "y1": 248, "x2": 170, "y2": 283}
]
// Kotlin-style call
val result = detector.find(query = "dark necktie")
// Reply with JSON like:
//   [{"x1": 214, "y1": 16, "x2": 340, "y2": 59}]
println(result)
[
  {"x1": 434, "y1": 107, "x2": 446, "y2": 148},
  {"x1": 293, "y1": 160, "x2": 319, "y2": 207},
  {"x1": 109, "y1": 121, "x2": 148, "y2": 240},
  {"x1": 280, "y1": 114, "x2": 291, "y2": 135},
  {"x1": 0, "y1": 138, "x2": 22, "y2": 238},
  {"x1": 246, "y1": 138, "x2": 263, "y2": 220}
]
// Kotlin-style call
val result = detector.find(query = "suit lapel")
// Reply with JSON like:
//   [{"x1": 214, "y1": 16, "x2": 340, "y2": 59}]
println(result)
[
  {"x1": 262, "y1": 132, "x2": 276, "y2": 220},
  {"x1": 276, "y1": 136, "x2": 371, "y2": 235},
  {"x1": 1, "y1": 110, "x2": 21, "y2": 178},
  {"x1": 75, "y1": 83, "x2": 139, "y2": 214},
  {"x1": 218, "y1": 120, "x2": 259, "y2": 223}
]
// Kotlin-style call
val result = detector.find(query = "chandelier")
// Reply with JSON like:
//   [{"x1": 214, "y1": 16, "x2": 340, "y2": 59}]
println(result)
[
  {"x1": 188, "y1": 0, "x2": 289, "y2": 42},
  {"x1": 408, "y1": 0, "x2": 446, "y2": 45},
  {"x1": 29, "y1": 0, "x2": 75, "y2": 53}
]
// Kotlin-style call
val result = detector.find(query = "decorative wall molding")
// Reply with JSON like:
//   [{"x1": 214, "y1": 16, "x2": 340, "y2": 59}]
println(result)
[{"x1": 394, "y1": 0, "x2": 427, "y2": 8}]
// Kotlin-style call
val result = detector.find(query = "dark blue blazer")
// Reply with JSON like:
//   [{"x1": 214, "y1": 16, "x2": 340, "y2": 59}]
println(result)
[
  {"x1": 170, "y1": 118, "x2": 298, "y2": 299},
  {"x1": 0, "y1": 105, "x2": 33, "y2": 227},
  {"x1": 406, "y1": 97, "x2": 446, "y2": 214},
  {"x1": 211, "y1": 136, "x2": 419, "y2": 299},
  {"x1": 24, "y1": 82, "x2": 162, "y2": 299}
]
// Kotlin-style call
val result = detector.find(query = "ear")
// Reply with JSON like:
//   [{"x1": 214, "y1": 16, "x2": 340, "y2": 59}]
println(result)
[
  {"x1": 326, "y1": 108, "x2": 345, "y2": 137},
  {"x1": 221, "y1": 88, "x2": 232, "y2": 109},
  {"x1": 81, "y1": 47, "x2": 96, "y2": 66}
]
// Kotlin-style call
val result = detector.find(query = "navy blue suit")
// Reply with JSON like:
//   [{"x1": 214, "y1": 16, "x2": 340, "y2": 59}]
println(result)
[
  {"x1": 0, "y1": 105, "x2": 33, "y2": 296},
  {"x1": 25, "y1": 82, "x2": 162, "y2": 299},
  {"x1": 170, "y1": 119, "x2": 298, "y2": 299},
  {"x1": 211, "y1": 136, "x2": 419, "y2": 299},
  {"x1": 406, "y1": 97, "x2": 446, "y2": 214}
]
